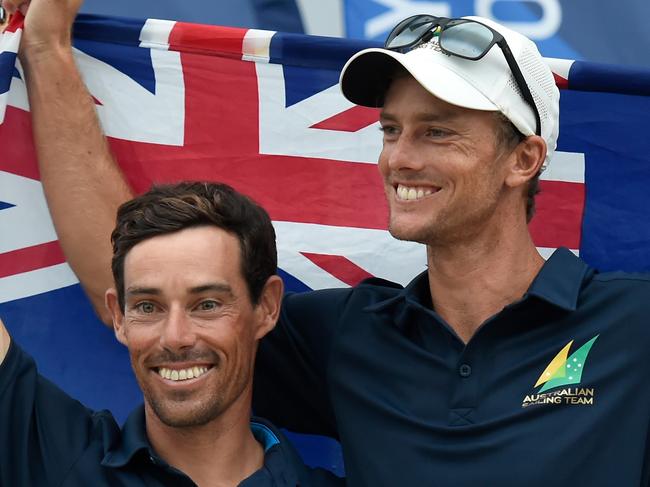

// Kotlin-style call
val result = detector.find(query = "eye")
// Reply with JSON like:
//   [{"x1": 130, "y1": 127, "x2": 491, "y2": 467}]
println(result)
[
  {"x1": 426, "y1": 128, "x2": 448, "y2": 138},
  {"x1": 134, "y1": 301, "x2": 157, "y2": 314},
  {"x1": 425, "y1": 127, "x2": 450, "y2": 138},
  {"x1": 379, "y1": 124, "x2": 399, "y2": 136},
  {"x1": 195, "y1": 300, "x2": 220, "y2": 312}
]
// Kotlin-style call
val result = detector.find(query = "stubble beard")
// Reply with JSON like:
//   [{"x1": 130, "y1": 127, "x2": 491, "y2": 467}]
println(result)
[
  {"x1": 387, "y1": 191, "x2": 502, "y2": 248},
  {"x1": 387, "y1": 203, "x2": 458, "y2": 247},
  {"x1": 136, "y1": 358, "x2": 253, "y2": 429},
  {"x1": 145, "y1": 387, "x2": 227, "y2": 428}
]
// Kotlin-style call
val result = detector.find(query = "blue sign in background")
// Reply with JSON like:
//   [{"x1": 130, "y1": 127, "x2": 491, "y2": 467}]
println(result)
[
  {"x1": 80, "y1": 0, "x2": 304, "y2": 33},
  {"x1": 81, "y1": 0, "x2": 650, "y2": 67},
  {"x1": 346, "y1": 0, "x2": 577, "y2": 58}
]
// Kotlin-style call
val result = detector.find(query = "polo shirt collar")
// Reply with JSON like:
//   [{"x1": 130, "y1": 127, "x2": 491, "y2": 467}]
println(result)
[
  {"x1": 525, "y1": 247, "x2": 592, "y2": 311},
  {"x1": 101, "y1": 408, "x2": 303, "y2": 486},
  {"x1": 365, "y1": 247, "x2": 592, "y2": 317},
  {"x1": 100, "y1": 405, "x2": 151, "y2": 468},
  {"x1": 240, "y1": 418, "x2": 301, "y2": 487}
]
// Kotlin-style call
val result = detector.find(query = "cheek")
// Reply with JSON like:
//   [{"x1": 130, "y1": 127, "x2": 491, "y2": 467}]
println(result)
[
  {"x1": 122, "y1": 325, "x2": 160, "y2": 354},
  {"x1": 212, "y1": 324, "x2": 258, "y2": 360},
  {"x1": 377, "y1": 148, "x2": 390, "y2": 177},
  {"x1": 377, "y1": 151, "x2": 398, "y2": 191}
]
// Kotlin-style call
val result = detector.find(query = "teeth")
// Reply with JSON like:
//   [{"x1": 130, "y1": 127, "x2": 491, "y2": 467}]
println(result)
[
  {"x1": 158, "y1": 366, "x2": 209, "y2": 381},
  {"x1": 396, "y1": 184, "x2": 434, "y2": 201}
]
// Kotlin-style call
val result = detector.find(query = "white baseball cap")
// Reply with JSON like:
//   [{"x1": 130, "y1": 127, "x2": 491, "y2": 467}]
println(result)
[{"x1": 339, "y1": 16, "x2": 560, "y2": 168}]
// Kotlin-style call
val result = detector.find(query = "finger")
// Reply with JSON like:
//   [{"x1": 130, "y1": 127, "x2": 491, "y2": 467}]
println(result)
[
  {"x1": 2, "y1": 0, "x2": 15, "y2": 15},
  {"x1": 3, "y1": 0, "x2": 26, "y2": 15},
  {"x1": 18, "y1": 0, "x2": 29, "y2": 16}
]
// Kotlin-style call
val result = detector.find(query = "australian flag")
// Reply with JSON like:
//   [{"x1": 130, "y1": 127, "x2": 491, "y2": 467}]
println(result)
[{"x1": 1, "y1": 12, "x2": 650, "y2": 471}]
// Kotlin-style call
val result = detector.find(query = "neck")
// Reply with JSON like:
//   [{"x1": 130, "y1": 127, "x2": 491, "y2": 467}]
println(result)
[
  {"x1": 145, "y1": 389, "x2": 264, "y2": 487},
  {"x1": 426, "y1": 218, "x2": 543, "y2": 343}
]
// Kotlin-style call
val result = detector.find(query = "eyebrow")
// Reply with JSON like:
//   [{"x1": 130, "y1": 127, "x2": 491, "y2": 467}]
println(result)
[
  {"x1": 189, "y1": 283, "x2": 233, "y2": 296},
  {"x1": 125, "y1": 283, "x2": 234, "y2": 298},
  {"x1": 379, "y1": 110, "x2": 461, "y2": 123},
  {"x1": 126, "y1": 287, "x2": 161, "y2": 297}
]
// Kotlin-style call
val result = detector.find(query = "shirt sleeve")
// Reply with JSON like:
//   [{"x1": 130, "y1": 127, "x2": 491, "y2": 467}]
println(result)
[
  {"x1": 253, "y1": 288, "x2": 350, "y2": 439},
  {"x1": 0, "y1": 339, "x2": 98, "y2": 486}
]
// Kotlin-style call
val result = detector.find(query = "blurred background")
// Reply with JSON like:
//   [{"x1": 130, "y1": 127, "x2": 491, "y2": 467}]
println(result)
[{"x1": 80, "y1": 0, "x2": 650, "y2": 67}]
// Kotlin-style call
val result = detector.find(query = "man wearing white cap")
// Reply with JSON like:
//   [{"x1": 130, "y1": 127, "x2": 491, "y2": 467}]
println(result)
[
  {"x1": 254, "y1": 15, "x2": 650, "y2": 486},
  {"x1": 7, "y1": 0, "x2": 650, "y2": 484},
  {"x1": 336, "y1": 14, "x2": 559, "y2": 344}
]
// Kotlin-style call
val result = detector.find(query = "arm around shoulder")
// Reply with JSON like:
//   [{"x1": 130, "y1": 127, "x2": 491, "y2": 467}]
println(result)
[{"x1": 253, "y1": 289, "x2": 350, "y2": 437}]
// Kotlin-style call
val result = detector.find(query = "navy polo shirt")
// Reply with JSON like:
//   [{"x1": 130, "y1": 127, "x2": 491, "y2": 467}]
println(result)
[
  {"x1": 255, "y1": 248, "x2": 650, "y2": 486},
  {"x1": 0, "y1": 340, "x2": 343, "y2": 486}
]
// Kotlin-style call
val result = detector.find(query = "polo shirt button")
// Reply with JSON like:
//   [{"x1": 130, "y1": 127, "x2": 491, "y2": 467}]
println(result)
[{"x1": 459, "y1": 364, "x2": 472, "y2": 377}]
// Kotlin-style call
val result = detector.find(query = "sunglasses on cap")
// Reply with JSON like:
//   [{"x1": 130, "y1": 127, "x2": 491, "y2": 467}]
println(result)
[{"x1": 385, "y1": 15, "x2": 541, "y2": 136}]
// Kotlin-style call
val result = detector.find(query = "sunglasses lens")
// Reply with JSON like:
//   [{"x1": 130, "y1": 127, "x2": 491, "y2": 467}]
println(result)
[
  {"x1": 439, "y1": 22, "x2": 494, "y2": 59},
  {"x1": 386, "y1": 17, "x2": 437, "y2": 49}
]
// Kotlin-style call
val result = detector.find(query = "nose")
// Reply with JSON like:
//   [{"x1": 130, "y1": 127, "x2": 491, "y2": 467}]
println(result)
[
  {"x1": 381, "y1": 132, "x2": 425, "y2": 173},
  {"x1": 160, "y1": 307, "x2": 196, "y2": 351}
]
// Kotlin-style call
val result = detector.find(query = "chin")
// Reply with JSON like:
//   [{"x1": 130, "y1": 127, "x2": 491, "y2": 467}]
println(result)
[
  {"x1": 148, "y1": 394, "x2": 225, "y2": 428},
  {"x1": 388, "y1": 215, "x2": 437, "y2": 244},
  {"x1": 156, "y1": 412, "x2": 215, "y2": 428}
]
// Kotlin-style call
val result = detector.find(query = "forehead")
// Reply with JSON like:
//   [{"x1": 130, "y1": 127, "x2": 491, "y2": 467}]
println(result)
[
  {"x1": 123, "y1": 226, "x2": 244, "y2": 291},
  {"x1": 381, "y1": 75, "x2": 495, "y2": 124}
]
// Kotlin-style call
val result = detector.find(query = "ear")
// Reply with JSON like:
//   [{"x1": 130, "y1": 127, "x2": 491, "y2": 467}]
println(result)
[
  {"x1": 105, "y1": 288, "x2": 127, "y2": 346},
  {"x1": 253, "y1": 275, "x2": 284, "y2": 340},
  {"x1": 504, "y1": 135, "x2": 546, "y2": 189}
]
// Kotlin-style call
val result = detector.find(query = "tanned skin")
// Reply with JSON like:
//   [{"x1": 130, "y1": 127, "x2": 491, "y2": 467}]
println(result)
[
  {"x1": 378, "y1": 77, "x2": 546, "y2": 342},
  {"x1": 4, "y1": 0, "x2": 133, "y2": 325}
]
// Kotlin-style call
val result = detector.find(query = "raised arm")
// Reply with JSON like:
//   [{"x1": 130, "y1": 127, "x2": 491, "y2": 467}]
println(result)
[{"x1": 4, "y1": 0, "x2": 132, "y2": 325}]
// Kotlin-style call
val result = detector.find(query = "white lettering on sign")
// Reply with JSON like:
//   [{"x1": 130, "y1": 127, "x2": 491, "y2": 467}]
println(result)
[
  {"x1": 365, "y1": 0, "x2": 451, "y2": 39},
  {"x1": 476, "y1": 0, "x2": 562, "y2": 39},
  {"x1": 361, "y1": 0, "x2": 562, "y2": 41}
]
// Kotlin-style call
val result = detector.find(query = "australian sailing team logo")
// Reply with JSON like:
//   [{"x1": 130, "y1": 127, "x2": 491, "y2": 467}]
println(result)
[{"x1": 521, "y1": 335, "x2": 599, "y2": 408}]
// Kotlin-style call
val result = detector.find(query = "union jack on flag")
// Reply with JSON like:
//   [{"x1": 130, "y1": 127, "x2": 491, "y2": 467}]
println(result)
[{"x1": 1, "y1": 11, "x2": 650, "y2": 468}]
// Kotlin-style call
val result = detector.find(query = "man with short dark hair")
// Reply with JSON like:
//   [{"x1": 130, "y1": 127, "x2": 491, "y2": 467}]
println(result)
[
  {"x1": 0, "y1": 182, "x2": 343, "y2": 486},
  {"x1": 6, "y1": 0, "x2": 650, "y2": 485}
]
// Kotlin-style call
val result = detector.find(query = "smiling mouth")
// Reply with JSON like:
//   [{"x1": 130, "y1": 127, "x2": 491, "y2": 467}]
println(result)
[
  {"x1": 156, "y1": 365, "x2": 213, "y2": 382},
  {"x1": 395, "y1": 184, "x2": 440, "y2": 201}
]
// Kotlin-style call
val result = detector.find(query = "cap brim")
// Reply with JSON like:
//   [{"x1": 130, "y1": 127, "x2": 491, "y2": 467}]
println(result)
[{"x1": 340, "y1": 47, "x2": 499, "y2": 112}]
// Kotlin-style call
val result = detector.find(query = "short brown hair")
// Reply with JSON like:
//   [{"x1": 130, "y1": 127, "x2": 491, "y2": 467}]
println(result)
[
  {"x1": 493, "y1": 112, "x2": 540, "y2": 223},
  {"x1": 111, "y1": 182, "x2": 277, "y2": 310}
]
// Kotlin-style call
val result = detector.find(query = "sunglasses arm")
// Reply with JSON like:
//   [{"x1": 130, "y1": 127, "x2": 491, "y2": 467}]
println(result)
[{"x1": 497, "y1": 40, "x2": 542, "y2": 136}]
